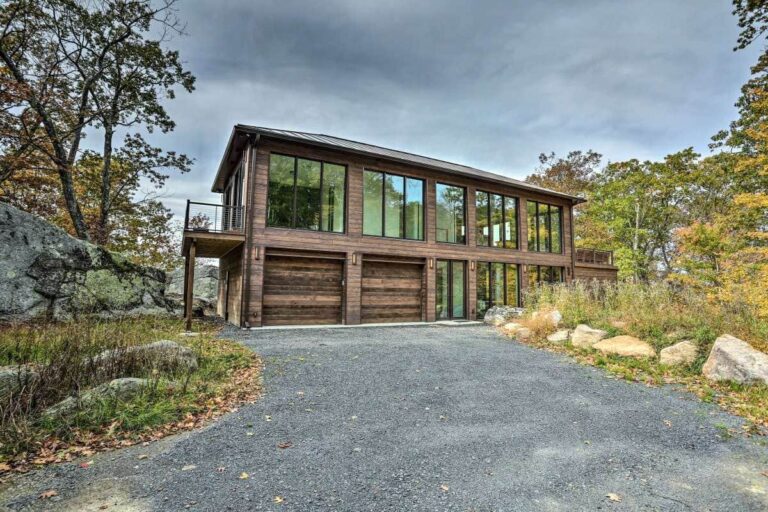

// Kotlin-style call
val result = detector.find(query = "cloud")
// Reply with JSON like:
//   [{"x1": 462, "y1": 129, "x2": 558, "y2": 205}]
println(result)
[{"x1": 142, "y1": 0, "x2": 761, "y2": 219}]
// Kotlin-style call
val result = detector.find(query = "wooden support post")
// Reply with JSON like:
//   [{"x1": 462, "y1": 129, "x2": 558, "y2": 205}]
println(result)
[{"x1": 185, "y1": 239, "x2": 196, "y2": 331}]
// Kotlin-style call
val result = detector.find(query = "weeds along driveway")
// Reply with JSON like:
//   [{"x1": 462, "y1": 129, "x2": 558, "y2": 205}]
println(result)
[{"x1": 3, "y1": 324, "x2": 768, "y2": 511}]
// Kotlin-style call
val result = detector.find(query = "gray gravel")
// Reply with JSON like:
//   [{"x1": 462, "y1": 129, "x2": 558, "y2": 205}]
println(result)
[{"x1": 2, "y1": 324, "x2": 768, "y2": 511}]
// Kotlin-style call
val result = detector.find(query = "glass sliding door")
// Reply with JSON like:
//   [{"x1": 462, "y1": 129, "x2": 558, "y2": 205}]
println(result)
[
  {"x1": 436, "y1": 260, "x2": 466, "y2": 320},
  {"x1": 476, "y1": 261, "x2": 520, "y2": 319},
  {"x1": 452, "y1": 262, "x2": 465, "y2": 318},
  {"x1": 476, "y1": 262, "x2": 490, "y2": 319},
  {"x1": 436, "y1": 260, "x2": 450, "y2": 320}
]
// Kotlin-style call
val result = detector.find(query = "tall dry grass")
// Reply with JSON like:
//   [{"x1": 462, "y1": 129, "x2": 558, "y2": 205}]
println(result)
[
  {"x1": 0, "y1": 317, "x2": 254, "y2": 460},
  {"x1": 523, "y1": 280, "x2": 768, "y2": 354}
]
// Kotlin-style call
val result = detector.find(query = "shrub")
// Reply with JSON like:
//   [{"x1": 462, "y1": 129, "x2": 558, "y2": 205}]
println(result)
[{"x1": 523, "y1": 280, "x2": 768, "y2": 353}]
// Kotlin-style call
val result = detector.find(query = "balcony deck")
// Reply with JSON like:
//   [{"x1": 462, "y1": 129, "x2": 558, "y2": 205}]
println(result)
[
  {"x1": 181, "y1": 201, "x2": 245, "y2": 258},
  {"x1": 574, "y1": 248, "x2": 618, "y2": 282}
]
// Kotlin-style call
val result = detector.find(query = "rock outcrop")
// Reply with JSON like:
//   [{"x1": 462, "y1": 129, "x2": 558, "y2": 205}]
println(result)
[
  {"x1": 660, "y1": 340, "x2": 698, "y2": 366},
  {"x1": 532, "y1": 309, "x2": 563, "y2": 328},
  {"x1": 43, "y1": 377, "x2": 150, "y2": 419},
  {"x1": 547, "y1": 329, "x2": 571, "y2": 344},
  {"x1": 166, "y1": 263, "x2": 219, "y2": 316},
  {"x1": 570, "y1": 324, "x2": 608, "y2": 349},
  {"x1": 484, "y1": 306, "x2": 524, "y2": 326},
  {"x1": 0, "y1": 364, "x2": 39, "y2": 401},
  {"x1": 92, "y1": 340, "x2": 198, "y2": 377},
  {"x1": 702, "y1": 335, "x2": 768, "y2": 385},
  {"x1": 0, "y1": 203, "x2": 174, "y2": 322},
  {"x1": 593, "y1": 335, "x2": 656, "y2": 358}
]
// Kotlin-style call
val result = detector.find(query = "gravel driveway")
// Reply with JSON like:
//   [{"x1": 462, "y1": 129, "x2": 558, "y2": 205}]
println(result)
[{"x1": 2, "y1": 324, "x2": 768, "y2": 511}]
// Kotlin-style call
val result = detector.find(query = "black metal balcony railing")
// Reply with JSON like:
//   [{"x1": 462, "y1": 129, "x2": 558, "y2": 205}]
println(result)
[
  {"x1": 184, "y1": 201, "x2": 244, "y2": 233},
  {"x1": 576, "y1": 248, "x2": 614, "y2": 266}
]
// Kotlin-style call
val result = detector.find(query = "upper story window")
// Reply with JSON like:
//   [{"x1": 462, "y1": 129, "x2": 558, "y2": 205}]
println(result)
[
  {"x1": 526, "y1": 200, "x2": 562, "y2": 253},
  {"x1": 224, "y1": 162, "x2": 243, "y2": 208},
  {"x1": 223, "y1": 162, "x2": 244, "y2": 230},
  {"x1": 476, "y1": 191, "x2": 517, "y2": 249},
  {"x1": 267, "y1": 154, "x2": 346, "y2": 233},
  {"x1": 363, "y1": 170, "x2": 424, "y2": 240},
  {"x1": 436, "y1": 183, "x2": 466, "y2": 244}
]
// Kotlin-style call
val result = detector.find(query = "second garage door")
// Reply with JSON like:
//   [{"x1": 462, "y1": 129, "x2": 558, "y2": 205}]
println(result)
[
  {"x1": 361, "y1": 260, "x2": 424, "y2": 323},
  {"x1": 262, "y1": 254, "x2": 344, "y2": 326}
]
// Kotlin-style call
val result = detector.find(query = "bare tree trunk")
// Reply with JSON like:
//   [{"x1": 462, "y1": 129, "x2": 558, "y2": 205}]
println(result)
[
  {"x1": 0, "y1": 47, "x2": 90, "y2": 241},
  {"x1": 97, "y1": 124, "x2": 114, "y2": 245},
  {"x1": 633, "y1": 199, "x2": 641, "y2": 282}
]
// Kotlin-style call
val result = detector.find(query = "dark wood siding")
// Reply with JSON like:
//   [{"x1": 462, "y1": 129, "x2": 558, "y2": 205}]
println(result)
[
  {"x1": 238, "y1": 137, "x2": 578, "y2": 327},
  {"x1": 218, "y1": 247, "x2": 243, "y2": 326},
  {"x1": 361, "y1": 259, "x2": 424, "y2": 323},
  {"x1": 574, "y1": 263, "x2": 618, "y2": 282},
  {"x1": 262, "y1": 255, "x2": 344, "y2": 326}
]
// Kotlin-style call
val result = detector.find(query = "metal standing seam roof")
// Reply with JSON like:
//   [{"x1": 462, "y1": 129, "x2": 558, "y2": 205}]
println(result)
[{"x1": 215, "y1": 124, "x2": 585, "y2": 203}]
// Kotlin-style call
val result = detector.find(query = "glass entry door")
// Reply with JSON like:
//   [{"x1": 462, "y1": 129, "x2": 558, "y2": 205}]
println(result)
[{"x1": 436, "y1": 260, "x2": 466, "y2": 320}]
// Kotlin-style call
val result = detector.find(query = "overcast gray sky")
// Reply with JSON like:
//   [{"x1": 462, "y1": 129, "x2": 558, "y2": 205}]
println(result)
[{"x1": 145, "y1": 0, "x2": 761, "y2": 219}]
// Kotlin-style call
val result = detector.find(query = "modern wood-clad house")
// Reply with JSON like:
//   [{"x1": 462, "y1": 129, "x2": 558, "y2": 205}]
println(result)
[{"x1": 181, "y1": 126, "x2": 617, "y2": 328}]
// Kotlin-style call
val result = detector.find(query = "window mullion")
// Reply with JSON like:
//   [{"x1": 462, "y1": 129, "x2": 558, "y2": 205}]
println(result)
[
  {"x1": 380, "y1": 172, "x2": 386, "y2": 237},
  {"x1": 291, "y1": 158, "x2": 298, "y2": 228},
  {"x1": 401, "y1": 177, "x2": 406, "y2": 238},
  {"x1": 318, "y1": 163, "x2": 324, "y2": 232}
]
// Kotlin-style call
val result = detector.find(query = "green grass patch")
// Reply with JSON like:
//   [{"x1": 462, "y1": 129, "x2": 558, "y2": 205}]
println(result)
[{"x1": 0, "y1": 317, "x2": 261, "y2": 469}]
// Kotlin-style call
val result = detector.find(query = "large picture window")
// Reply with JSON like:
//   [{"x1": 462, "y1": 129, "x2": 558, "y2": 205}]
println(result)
[
  {"x1": 476, "y1": 191, "x2": 518, "y2": 249},
  {"x1": 526, "y1": 200, "x2": 562, "y2": 253},
  {"x1": 267, "y1": 154, "x2": 346, "y2": 233},
  {"x1": 527, "y1": 265, "x2": 564, "y2": 288},
  {"x1": 436, "y1": 183, "x2": 466, "y2": 244},
  {"x1": 476, "y1": 262, "x2": 519, "y2": 319},
  {"x1": 363, "y1": 170, "x2": 424, "y2": 240}
]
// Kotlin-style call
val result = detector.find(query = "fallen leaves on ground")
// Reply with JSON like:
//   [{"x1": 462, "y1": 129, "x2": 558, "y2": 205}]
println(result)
[
  {"x1": 273, "y1": 496, "x2": 284, "y2": 504},
  {"x1": 277, "y1": 441, "x2": 292, "y2": 449},
  {"x1": 606, "y1": 493, "x2": 622, "y2": 502},
  {"x1": 440, "y1": 484, "x2": 449, "y2": 492},
  {"x1": 1, "y1": 354, "x2": 263, "y2": 476},
  {"x1": 239, "y1": 472, "x2": 249, "y2": 480},
  {"x1": 39, "y1": 489, "x2": 58, "y2": 499}
]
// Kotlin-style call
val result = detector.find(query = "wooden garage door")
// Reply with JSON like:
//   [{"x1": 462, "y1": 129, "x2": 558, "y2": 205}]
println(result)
[
  {"x1": 262, "y1": 255, "x2": 344, "y2": 326},
  {"x1": 361, "y1": 260, "x2": 424, "y2": 323}
]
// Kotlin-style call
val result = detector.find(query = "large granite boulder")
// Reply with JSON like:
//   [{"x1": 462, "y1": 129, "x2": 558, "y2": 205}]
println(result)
[
  {"x1": 660, "y1": 340, "x2": 698, "y2": 366},
  {"x1": 43, "y1": 377, "x2": 149, "y2": 419},
  {"x1": 0, "y1": 203, "x2": 174, "y2": 322},
  {"x1": 92, "y1": 340, "x2": 198, "y2": 378},
  {"x1": 0, "y1": 364, "x2": 39, "y2": 401},
  {"x1": 484, "y1": 306, "x2": 524, "y2": 326},
  {"x1": 570, "y1": 324, "x2": 608, "y2": 349},
  {"x1": 166, "y1": 263, "x2": 219, "y2": 305},
  {"x1": 532, "y1": 309, "x2": 563, "y2": 328},
  {"x1": 702, "y1": 335, "x2": 768, "y2": 385},
  {"x1": 547, "y1": 329, "x2": 571, "y2": 344},
  {"x1": 593, "y1": 335, "x2": 656, "y2": 358}
]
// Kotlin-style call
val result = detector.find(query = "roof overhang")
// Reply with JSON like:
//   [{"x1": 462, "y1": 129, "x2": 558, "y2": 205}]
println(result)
[{"x1": 211, "y1": 124, "x2": 587, "y2": 204}]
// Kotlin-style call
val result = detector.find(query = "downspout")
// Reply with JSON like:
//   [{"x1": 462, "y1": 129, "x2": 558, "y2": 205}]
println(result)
[
  {"x1": 239, "y1": 133, "x2": 260, "y2": 328},
  {"x1": 569, "y1": 202, "x2": 577, "y2": 282}
]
